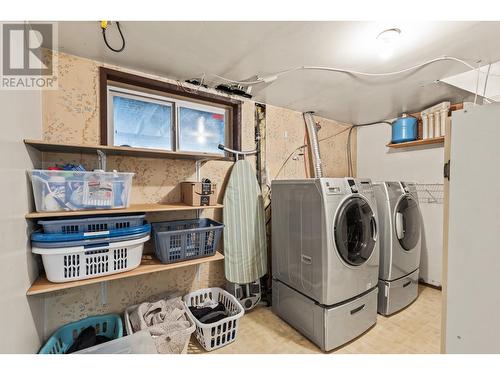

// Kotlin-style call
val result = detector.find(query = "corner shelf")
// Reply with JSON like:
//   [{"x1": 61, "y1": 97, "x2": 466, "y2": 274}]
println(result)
[
  {"x1": 386, "y1": 136, "x2": 445, "y2": 149},
  {"x1": 24, "y1": 139, "x2": 234, "y2": 161},
  {"x1": 26, "y1": 202, "x2": 223, "y2": 219},
  {"x1": 27, "y1": 251, "x2": 224, "y2": 296}
]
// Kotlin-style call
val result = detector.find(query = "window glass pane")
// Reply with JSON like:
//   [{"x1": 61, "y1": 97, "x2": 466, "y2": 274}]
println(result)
[
  {"x1": 113, "y1": 95, "x2": 172, "y2": 150},
  {"x1": 178, "y1": 106, "x2": 225, "y2": 154}
]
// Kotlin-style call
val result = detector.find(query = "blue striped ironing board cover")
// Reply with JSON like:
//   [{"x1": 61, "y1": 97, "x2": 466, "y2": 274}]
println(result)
[{"x1": 223, "y1": 159, "x2": 267, "y2": 284}]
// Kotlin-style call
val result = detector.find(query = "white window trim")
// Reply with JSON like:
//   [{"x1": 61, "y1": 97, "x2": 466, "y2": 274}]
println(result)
[{"x1": 107, "y1": 85, "x2": 228, "y2": 155}]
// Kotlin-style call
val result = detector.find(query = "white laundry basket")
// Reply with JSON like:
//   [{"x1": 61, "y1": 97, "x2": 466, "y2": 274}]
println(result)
[
  {"x1": 183, "y1": 287, "x2": 244, "y2": 351},
  {"x1": 32, "y1": 235, "x2": 149, "y2": 282}
]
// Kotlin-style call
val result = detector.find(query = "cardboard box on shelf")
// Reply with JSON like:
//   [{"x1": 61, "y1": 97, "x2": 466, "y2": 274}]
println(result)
[{"x1": 181, "y1": 182, "x2": 217, "y2": 206}]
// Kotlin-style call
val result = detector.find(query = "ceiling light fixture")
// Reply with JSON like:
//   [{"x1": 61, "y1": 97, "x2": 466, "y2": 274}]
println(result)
[{"x1": 376, "y1": 28, "x2": 401, "y2": 60}]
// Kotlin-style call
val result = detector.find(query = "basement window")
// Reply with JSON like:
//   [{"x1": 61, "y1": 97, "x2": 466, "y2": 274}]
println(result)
[{"x1": 101, "y1": 68, "x2": 241, "y2": 157}]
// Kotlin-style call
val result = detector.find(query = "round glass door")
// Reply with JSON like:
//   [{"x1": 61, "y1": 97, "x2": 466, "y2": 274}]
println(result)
[
  {"x1": 334, "y1": 197, "x2": 377, "y2": 266},
  {"x1": 394, "y1": 195, "x2": 421, "y2": 251}
]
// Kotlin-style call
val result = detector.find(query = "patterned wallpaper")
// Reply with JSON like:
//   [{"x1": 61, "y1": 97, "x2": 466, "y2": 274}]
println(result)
[{"x1": 38, "y1": 51, "x2": 355, "y2": 338}]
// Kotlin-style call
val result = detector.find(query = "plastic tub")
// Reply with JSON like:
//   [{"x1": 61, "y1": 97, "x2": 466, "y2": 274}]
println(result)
[
  {"x1": 75, "y1": 331, "x2": 158, "y2": 354},
  {"x1": 31, "y1": 223, "x2": 151, "y2": 247},
  {"x1": 39, "y1": 314, "x2": 123, "y2": 354},
  {"x1": 391, "y1": 115, "x2": 418, "y2": 143},
  {"x1": 123, "y1": 301, "x2": 195, "y2": 354},
  {"x1": 28, "y1": 170, "x2": 134, "y2": 212},
  {"x1": 183, "y1": 287, "x2": 244, "y2": 351},
  {"x1": 32, "y1": 235, "x2": 149, "y2": 282},
  {"x1": 152, "y1": 218, "x2": 223, "y2": 264}
]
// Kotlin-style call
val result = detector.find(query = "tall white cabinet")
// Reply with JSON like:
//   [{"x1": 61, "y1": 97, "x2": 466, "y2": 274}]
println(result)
[{"x1": 443, "y1": 103, "x2": 500, "y2": 353}]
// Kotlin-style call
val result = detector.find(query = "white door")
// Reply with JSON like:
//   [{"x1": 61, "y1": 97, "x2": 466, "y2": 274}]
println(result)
[{"x1": 443, "y1": 103, "x2": 500, "y2": 353}]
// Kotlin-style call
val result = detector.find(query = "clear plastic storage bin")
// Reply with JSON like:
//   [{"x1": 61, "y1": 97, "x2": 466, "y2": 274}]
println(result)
[{"x1": 28, "y1": 170, "x2": 134, "y2": 212}]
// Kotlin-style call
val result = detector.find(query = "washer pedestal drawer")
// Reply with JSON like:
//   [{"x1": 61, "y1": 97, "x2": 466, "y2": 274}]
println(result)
[
  {"x1": 272, "y1": 280, "x2": 378, "y2": 351},
  {"x1": 378, "y1": 268, "x2": 419, "y2": 316}
]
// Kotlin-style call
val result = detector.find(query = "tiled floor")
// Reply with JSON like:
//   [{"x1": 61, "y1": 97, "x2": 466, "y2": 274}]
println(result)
[{"x1": 188, "y1": 284, "x2": 442, "y2": 354}]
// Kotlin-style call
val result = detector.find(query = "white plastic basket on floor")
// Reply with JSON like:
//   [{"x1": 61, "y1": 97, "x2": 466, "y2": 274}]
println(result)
[
  {"x1": 183, "y1": 287, "x2": 244, "y2": 351},
  {"x1": 32, "y1": 235, "x2": 149, "y2": 283}
]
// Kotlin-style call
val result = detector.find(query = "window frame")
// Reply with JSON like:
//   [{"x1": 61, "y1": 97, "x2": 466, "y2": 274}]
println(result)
[{"x1": 99, "y1": 67, "x2": 242, "y2": 157}]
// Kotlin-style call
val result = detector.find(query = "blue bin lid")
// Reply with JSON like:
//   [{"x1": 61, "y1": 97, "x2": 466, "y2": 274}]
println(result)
[{"x1": 31, "y1": 223, "x2": 151, "y2": 248}]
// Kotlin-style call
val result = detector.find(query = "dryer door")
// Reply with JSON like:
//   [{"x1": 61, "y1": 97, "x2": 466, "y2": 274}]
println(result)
[
  {"x1": 334, "y1": 197, "x2": 377, "y2": 266},
  {"x1": 394, "y1": 194, "x2": 421, "y2": 251}
]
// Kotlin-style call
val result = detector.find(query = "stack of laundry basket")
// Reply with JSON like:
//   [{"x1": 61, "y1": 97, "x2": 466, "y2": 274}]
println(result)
[{"x1": 31, "y1": 214, "x2": 150, "y2": 282}]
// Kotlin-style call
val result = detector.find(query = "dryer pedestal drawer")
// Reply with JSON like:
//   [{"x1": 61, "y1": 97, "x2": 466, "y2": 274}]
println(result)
[
  {"x1": 272, "y1": 279, "x2": 378, "y2": 351},
  {"x1": 378, "y1": 268, "x2": 419, "y2": 316}
]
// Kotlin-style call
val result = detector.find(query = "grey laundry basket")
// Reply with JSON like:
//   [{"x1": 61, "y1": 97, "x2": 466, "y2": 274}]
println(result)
[{"x1": 152, "y1": 218, "x2": 223, "y2": 264}]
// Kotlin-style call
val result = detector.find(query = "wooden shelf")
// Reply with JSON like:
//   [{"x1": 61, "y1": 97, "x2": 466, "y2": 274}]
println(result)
[
  {"x1": 25, "y1": 202, "x2": 223, "y2": 219},
  {"x1": 27, "y1": 251, "x2": 224, "y2": 296},
  {"x1": 387, "y1": 136, "x2": 444, "y2": 149},
  {"x1": 24, "y1": 139, "x2": 234, "y2": 161}
]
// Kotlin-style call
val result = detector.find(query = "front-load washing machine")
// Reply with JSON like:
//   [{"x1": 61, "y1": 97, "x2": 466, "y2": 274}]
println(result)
[
  {"x1": 271, "y1": 178, "x2": 379, "y2": 351},
  {"x1": 373, "y1": 181, "x2": 421, "y2": 316}
]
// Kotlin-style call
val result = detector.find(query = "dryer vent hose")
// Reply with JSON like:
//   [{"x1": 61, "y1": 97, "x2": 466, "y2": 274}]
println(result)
[{"x1": 303, "y1": 111, "x2": 324, "y2": 178}]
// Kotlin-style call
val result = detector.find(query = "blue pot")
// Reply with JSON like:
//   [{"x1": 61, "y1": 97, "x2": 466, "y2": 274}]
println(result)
[{"x1": 392, "y1": 115, "x2": 417, "y2": 143}]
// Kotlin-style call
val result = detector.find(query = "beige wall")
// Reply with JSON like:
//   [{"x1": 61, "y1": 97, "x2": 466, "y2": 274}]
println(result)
[
  {"x1": 0, "y1": 89, "x2": 44, "y2": 353},
  {"x1": 35, "y1": 51, "x2": 356, "y2": 342}
]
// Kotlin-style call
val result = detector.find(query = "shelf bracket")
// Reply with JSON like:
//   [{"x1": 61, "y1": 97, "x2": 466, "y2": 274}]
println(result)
[
  {"x1": 195, "y1": 159, "x2": 210, "y2": 182},
  {"x1": 100, "y1": 281, "x2": 108, "y2": 305},
  {"x1": 97, "y1": 149, "x2": 107, "y2": 171}
]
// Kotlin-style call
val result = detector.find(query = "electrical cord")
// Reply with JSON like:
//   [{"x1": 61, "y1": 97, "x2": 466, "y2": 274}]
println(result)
[
  {"x1": 102, "y1": 21, "x2": 125, "y2": 53},
  {"x1": 263, "y1": 126, "x2": 353, "y2": 206},
  {"x1": 346, "y1": 121, "x2": 393, "y2": 176},
  {"x1": 482, "y1": 63, "x2": 492, "y2": 99},
  {"x1": 213, "y1": 56, "x2": 477, "y2": 85}
]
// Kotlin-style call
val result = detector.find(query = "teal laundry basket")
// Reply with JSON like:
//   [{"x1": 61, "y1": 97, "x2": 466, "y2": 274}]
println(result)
[{"x1": 39, "y1": 314, "x2": 123, "y2": 354}]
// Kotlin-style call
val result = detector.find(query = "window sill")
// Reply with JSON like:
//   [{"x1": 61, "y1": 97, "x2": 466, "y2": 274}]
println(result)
[{"x1": 24, "y1": 139, "x2": 235, "y2": 161}]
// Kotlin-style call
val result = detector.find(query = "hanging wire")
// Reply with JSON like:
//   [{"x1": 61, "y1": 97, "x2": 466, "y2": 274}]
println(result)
[
  {"x1": 213, "y1": 56, "x2": 477, "y2": 85},
  {"x1": 346, "y1": 121, "x2": 392, "y2": 176},
  {"x1": 102, "y1": 22, "x2": 126, "y2": 53}
]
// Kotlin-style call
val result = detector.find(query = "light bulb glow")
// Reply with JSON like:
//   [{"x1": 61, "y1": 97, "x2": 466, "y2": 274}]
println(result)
[{"x1": 376, "y1": 28, "x2": 401, "y2": 60}]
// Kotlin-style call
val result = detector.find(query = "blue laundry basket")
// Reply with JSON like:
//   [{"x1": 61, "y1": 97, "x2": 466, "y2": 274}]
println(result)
[{"x1": 39, "y1": 314, "x2": 123, "y2": 354}]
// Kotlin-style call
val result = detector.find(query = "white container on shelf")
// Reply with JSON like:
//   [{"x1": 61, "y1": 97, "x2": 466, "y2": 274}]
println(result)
[
  {"x1": 28, "y1": 170, "x2": 134, "y2": 212},
  {"x1": 428, "y1": 113, "x2": 435, "y2": 139},
  {"x1": 421, "y1": 113, "x2": 429, "y2": 139},
  {"x1": 32, "y1": 235, "x2": 149, "y2": 283},
  {"x1": 434, "y1": 112, "x2": 441, "y2": 138},
  {"x1": 440, "y1": 109, "x2": 448, "y2": 137}
]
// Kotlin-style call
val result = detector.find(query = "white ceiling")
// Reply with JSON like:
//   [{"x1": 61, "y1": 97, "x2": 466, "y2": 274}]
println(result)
[{"x1": 52, "y1": 21, "x2": 500, "y2": 123}]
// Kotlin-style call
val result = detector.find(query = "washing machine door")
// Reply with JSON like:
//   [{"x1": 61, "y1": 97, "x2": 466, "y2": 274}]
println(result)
[
  {"x1": 394, "y1": 194, "x2": 421, "y2": 251},
  {"x1": 334, "y1": 196, "x2": 377, "y2": 266}
]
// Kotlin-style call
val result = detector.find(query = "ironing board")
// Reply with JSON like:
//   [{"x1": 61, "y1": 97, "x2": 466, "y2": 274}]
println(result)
[{"x1": 223, "y1": 159, "x2": 267, "y2": 284}]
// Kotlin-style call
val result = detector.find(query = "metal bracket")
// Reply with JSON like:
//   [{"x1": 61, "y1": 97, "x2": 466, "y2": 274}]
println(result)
[
  {"x1": 444, "y1": 160, "x2": 451, "y2": 180},
  {"x1": 100, "y1": 281, "x2": 108, "y2": 305},
  {"x1": 97, "y1": 149, "x2": 107, "y2": 171}
]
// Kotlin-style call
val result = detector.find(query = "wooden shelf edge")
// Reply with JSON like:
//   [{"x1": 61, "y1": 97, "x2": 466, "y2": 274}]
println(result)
[
  {"x1": 386, "y1": 136, "x2": 445, "y2": 149},
  {"x1": 24, "y1": 139, "x2": 234, "y2": 162},
  {"x1": 25, "y1": 202, "x2": 224, "y2": 219},
  {"x1": 27, "y1": 251, "x2": 224, "y2": 296}
]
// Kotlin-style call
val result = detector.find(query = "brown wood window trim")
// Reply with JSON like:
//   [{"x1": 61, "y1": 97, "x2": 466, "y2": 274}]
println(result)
[{"x1": 99, "y1": 67, "x2": 242, "y2": 152}]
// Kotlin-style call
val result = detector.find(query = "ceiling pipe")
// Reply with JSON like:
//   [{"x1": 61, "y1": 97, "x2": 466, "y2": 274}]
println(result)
[{"x1": 303, "y1": 111, "x2": 323, "y2": 178}]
